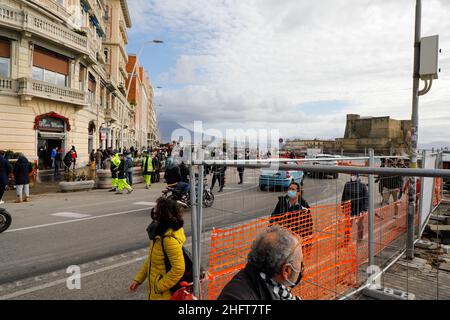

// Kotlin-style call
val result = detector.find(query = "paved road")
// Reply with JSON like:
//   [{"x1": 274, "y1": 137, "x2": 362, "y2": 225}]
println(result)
[{"x1": 0, "y1": 168, "x2": 347, "y2": 299}]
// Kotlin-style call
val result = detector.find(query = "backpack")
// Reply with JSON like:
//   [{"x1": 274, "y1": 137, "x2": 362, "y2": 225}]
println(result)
[{"x1": 161, "y1": 236, "x2": 195, "y2": 294}]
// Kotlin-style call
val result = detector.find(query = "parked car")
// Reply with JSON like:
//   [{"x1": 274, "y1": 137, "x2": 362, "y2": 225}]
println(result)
[
  {"x1": 308, "y1": 154, "x2": 339, "y2": 179},
  {"x1": 259, "y1": 165, "x2": 304, "y2": 191}
]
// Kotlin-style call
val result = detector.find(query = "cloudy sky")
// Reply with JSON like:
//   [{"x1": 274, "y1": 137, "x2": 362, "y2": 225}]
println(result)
[{"x1": 127, "y1": 0, "x2": 450, "y2": 144}]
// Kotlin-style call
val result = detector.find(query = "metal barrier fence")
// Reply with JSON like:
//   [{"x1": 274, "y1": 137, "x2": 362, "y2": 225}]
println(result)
[{"x1": 184, "y1": 149, "x2": 450, "y2": 299}]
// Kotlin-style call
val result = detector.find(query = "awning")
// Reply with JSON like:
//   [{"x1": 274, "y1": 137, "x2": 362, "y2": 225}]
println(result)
[
  {"x1": 89, "y1": 15, "x2": 105, "y2": 37},
  {"x1": 80, "y1": 1, "x2": 89, "y2": 13}
]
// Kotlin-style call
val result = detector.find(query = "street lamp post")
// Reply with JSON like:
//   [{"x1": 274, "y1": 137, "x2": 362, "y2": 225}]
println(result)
[{"x1": 121, "y1": 40, "x2": 163, "y2": 151}]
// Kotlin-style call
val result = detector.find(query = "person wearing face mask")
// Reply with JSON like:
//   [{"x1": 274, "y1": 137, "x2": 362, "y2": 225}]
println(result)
[
  {"x1": 218, "y1": 225, "x2": 304, "y2": 300},
  {"x1": 271, "y1": 182, "x2": 313, "y2": 235}
]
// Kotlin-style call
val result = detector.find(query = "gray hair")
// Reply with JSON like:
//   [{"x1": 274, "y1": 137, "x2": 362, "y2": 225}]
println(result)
[{"x1": 247, "y1": 225, "x2": 300, "y2": 278}]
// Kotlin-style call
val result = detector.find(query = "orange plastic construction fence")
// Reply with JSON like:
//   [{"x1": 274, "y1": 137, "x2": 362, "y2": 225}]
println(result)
[
  {"x1": 351, "y1": 197, "x2": 409, "y2": 271},
  {"x1": 204, "y1": 202, "x2": 357, "y2": 300}
]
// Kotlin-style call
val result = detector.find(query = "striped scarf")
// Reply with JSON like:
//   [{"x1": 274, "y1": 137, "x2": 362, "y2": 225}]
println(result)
[{"x1": 260, "y1": 272, "x2": 301, "y2": 300}]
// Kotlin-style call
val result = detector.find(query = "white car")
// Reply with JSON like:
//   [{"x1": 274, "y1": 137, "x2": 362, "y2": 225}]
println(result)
[{"x1": 309, "y1": 154, "x2": 339, "y2": 179}]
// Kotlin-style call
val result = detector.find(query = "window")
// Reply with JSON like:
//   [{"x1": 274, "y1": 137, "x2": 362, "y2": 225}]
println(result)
[
  {"x1": 104, "y1": 48, "x2": 108, "y2": 63},
  {"x1": 0, "y1": 57, "x2": 10, "y2": 77},
  {"x1": 0, "y1": 38, "x2": 11, "y2": 77},
  {"x1": 88, "y1": 74, "x2": 96, "y2": 104},
  {"x1": 79, "y1": 64, "x2": 86, "y2": 90},
  {"x1": 32, "y1": 66, "x2": 67, "y2": 86},
  {"x1": 32, "y1": 66, "x2": 44, "y2": 81},
  {"x1": 33, "y1": 46, "x2": 68, "y2": 86}
]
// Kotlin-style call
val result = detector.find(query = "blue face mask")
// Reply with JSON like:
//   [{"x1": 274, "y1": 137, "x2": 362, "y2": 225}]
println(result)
[{"x1": 287, "y1": 190, "x2": 297, "y2": 198}]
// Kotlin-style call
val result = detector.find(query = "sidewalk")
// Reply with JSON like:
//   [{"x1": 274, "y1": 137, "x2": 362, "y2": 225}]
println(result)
[{"x1": 2, "y1": 165, "x2": 98, "y2": 203}]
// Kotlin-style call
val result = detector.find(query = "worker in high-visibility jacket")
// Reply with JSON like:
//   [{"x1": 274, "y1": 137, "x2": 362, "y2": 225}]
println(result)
[
  {"x1": 110, "y1": 150, "x2": 120, "y2": 192},
  {"x1": 141, "y1": 150, "x2": 154, "y2": 189}
]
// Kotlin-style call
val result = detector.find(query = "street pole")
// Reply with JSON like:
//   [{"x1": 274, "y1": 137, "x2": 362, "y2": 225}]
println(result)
[
  {"x1": 368, "y1": 149, "x2": 375, "y2": 267},
  {"x1": 407, "y1": 0, "x2": 421, "y2": 259},
  {"x1": 189, "y1": 149, "x2": 200, "y2": 298},
  {"x1": 197, "y1": 152, "x2": 204, "y2": 281}
]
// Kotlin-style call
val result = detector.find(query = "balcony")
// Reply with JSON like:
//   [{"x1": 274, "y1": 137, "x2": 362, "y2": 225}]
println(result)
[
  {"x1": 18, "y1": 78, "x2": 87, "y2": 107},
  {"x1": 0, "y1": 4, "x2": 98, "y2": 61},
  {"x1": 105, "y1": 107, "x2": 119, "y2": 123},
  {"x1": 0, "y1": 76, "x2": 19, "y2": 95},
  {"x1": 34, "y1": 0, "x2": 71, "y2": 22}
]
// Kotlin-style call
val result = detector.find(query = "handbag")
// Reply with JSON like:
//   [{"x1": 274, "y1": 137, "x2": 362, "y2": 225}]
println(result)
[{"x1": 161, "y1": 237, "x2": 194, "y2": 294}]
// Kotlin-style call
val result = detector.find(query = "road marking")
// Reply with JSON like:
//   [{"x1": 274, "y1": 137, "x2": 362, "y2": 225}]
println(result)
[
  {"x1": 133, "y1": 202, "x2": 156, "y2": 206},
  {"x1": 51, "y1": 212, "x2": 92, "y2": 219},
  {"x1": 0, "y1": 237, "x2": 199, "y2": 300},
  {"x1": 0, "y1": 257, "x2": 147, "y2": 300},
  {"x1": 222, "y1": 188, "x2": 241, "y2": 190},
  {"x1": 5, "y1": 207, "x2": 152, "y2": 233}
]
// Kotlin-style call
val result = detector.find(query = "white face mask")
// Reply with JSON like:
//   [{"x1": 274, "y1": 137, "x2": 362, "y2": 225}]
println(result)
[{"x1": 351, "y1": 176, "x2": 358, "y2": 182}]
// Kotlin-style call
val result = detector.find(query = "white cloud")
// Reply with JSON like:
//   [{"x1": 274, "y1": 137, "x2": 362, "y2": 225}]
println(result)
[{"x1": 129, "y1": 0, "x2": 450, "y2": 144}]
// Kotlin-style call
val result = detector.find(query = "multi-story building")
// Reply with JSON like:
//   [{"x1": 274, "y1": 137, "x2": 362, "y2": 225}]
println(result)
[
  {"x1": 0, "y1": 0, "x2": 137, "y2": 169},
  {"x1": 126, "y1": 54, "x2": 157, "y2": 150},
  {"x1": 102, "y1": 0, "x2": 132, "y2": 151}
]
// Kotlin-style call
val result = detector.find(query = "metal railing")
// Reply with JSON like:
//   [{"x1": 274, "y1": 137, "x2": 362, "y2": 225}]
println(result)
[
  {"x1": 18, "y1": 78, "x2": 87, "y2": 106},
  {"x1": 185, "y1": 148, "x2": 450, "y2": 299}
]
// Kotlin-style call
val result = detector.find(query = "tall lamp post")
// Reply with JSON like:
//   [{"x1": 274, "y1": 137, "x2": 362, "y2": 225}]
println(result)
[{"x1": 121, "y1": 40, "x2": 163, "y2": 151}]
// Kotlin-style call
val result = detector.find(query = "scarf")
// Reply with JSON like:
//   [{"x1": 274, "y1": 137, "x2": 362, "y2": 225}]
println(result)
[{"x1": 259, "y1": 272, "x2": 301, "y2": 300}]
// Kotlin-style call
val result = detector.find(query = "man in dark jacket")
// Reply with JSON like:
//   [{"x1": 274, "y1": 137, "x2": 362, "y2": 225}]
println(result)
[
  {"x1": 13, "y1": 155, "x2": 33, "y2": 203},
  {"x1": 152, "y1": 152, "x2": 161, "y2": 183},
  {"x1": 218, "y1": 225, "x2": 303, "y2": 300},
  {"x1": 211, "y1": 165, "x2": 226, "y2": 192},
  {"x1": 376, "y1": 158, "x2": 403, "y2": 206},
  {"x1": 0, "y1": 151, "x2": 13, "y2": 204},
  {"x1": 164, "y1": 157, "x2": 190, "y2": 195},
  {"x1": 179, "y1": 161, "x2": 189, "y2": 183},
  {"x1": 341, "y1": 174, "x2": 368, "y2": 241},
  {"x1": 271, "y1": 182, "x2": 313, "y2": 256}
]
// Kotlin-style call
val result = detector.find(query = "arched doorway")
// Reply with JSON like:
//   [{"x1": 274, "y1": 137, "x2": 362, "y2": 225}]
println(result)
[
  {"x1": 35, "y1": 112, "x2": 70, "y2": 170},
  {"x1": 88, "y1": 121, "x2": 96, "y2": 154}
]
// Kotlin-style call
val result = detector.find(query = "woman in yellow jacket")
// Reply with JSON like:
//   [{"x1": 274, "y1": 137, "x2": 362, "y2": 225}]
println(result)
[{"x1": 129, "y1": 197, "x2": 186, "y2": 300}]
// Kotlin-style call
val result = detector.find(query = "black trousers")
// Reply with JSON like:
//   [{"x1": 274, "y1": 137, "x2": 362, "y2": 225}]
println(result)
[
  {"x1": 211, "y1": 173, "x2": 225, "y2": 190},
  {"x1": 0, "y1": 184, "x2": 5, "y2": 201},
  {"x1": 238, "y1": 172, "x2": 243, "y2": 183}
]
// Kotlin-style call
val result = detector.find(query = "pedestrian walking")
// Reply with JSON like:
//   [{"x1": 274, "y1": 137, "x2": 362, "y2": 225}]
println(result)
[
  {"x1": 129, "y1": 197, "x2": 186, "y2": 300},
  {"x1": 341, "y1": 174, "x2": 369, "y2": 242},
  {"x1": 50, "y1": 147, "x2": 57, "y2": 169},
  {"x1": 63, "y1": 150, "x2": 72, "y2": 173},
  {"x1": 142, "y1": 150, "x2": 154, "y2": 189},
  {"x1": 218, "y1": 225, "x2": 303, "y2": 300},
  {"x1": 116, "y1": 153, "x2": 133, "y2": 194},
  {"x1": 70, "y1": 146, "x2": 77, "y2": 171},
  {"x1": 237, "y1": 166, "x2": 244, "y2": 184},
  {"x1": 54, "y1": 148, "x2": 62, "y2": 177},
  {"x1": 125, "y1": 151, "x2": 134, "y2": 186},
  {"x1": 95, "y1": 149, "x2": 103, "y2": 171},
  {"x1": 211, "y1": 165, "x2": 226, "y2": 192},
  {"x1": 152, "y1": 152, "x2": 161, "y2": 183},
  {"x1": 90, "y1": 149, "x2": 95, "y2": 169},
  {"x1": 0, "y1": 150, "x2": 12, "y2": 205},
  {"x1": 13, "y1": 155, "x2": 32, "y2": 203},
  {"x1": 109, "y1": 150, "x2": 120, "y2": 192}
]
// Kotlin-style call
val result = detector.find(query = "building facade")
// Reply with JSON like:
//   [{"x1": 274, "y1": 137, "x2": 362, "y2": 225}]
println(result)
[
  {"x1": 126, "y1": 54, "x2": 157, "y2": 151},
  {"x1": 0, "y1": 0, "x2": 153, "y2": 169}
]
